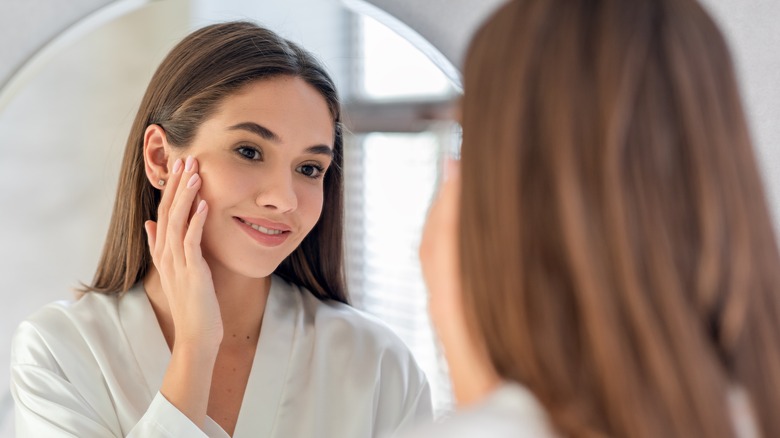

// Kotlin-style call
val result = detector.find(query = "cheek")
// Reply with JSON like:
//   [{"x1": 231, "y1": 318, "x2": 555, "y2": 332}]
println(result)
[
  {"x1": 198, "y1": 166, "x2": 247, "y2": 206},
  {"x1": 296, "y1": 183, "x2": 325, "y2": 230}
]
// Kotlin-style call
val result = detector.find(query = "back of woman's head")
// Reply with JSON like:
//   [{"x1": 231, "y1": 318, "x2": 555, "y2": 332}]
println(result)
[
  {"x1": 460, "y1": 0, "x2": 780, "y2": 436},
  {"x1": 88, "y1": 21, "x2": 347, "y2": 303}
]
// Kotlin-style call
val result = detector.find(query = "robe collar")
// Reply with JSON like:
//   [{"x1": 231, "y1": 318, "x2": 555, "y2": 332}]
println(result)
[{"x1": 119, "y1": 275, "x2": 301, "y2": 437}]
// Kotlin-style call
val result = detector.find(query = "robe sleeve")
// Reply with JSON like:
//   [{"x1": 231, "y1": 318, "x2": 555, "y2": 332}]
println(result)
[
  {"x1": 372, "y1": 348, "x2": 434, "y2": 438},
  {"x1": 127, "y1": 392, "x2": 211, "y2": 437},
  {"x1": 395, "y1": 380, "x2": 434, "y2": 434},
  {"x1": 11, "y1": 321, "x2": 210, "y2": 438}
]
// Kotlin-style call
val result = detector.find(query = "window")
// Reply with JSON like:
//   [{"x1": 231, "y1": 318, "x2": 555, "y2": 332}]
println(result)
[{"x1": 345, "y1": 14, "x2": 459, "y2": 416}]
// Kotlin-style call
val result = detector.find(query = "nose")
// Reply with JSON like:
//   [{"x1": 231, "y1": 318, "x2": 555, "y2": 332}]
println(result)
[{"x1": 255, "y1": 170, "x2": 298, "y2": 213}]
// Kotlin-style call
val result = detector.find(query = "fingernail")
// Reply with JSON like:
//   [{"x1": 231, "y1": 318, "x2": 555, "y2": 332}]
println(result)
[
  {"x1": 185, "y1": 155, "x2": 194, "y2": 172},
  {"x1": 172, "y1": 158, "x2": 183, "y2": 174},
  {"x1": 187, "y1": 173, "x2": 199, "y2": 188},
  {"x1": 197, "y1": 200, "x2": 207, "y2": 213}
]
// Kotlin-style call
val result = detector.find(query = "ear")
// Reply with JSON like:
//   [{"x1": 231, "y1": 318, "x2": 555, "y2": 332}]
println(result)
[{"x1": 143, "y1": 124, "x2": 171, "y2": 189}]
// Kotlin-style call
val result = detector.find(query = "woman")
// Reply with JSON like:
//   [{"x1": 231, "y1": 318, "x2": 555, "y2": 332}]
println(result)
[
  {"x1": 416, "y1": 0, "x2": 780, "y2": 437},
  {"x1": 11, "y1": 22, "x2": 431, "y2": 437}
]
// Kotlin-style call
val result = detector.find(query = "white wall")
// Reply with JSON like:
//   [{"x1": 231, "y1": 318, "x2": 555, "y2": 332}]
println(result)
[
  {"x1": 0, "y1": 1, "x2": 351, "y2": 435},
  {"x1": 701, "y1": 0, "x2": 780, "y2": 227},
  {"x1": 189, "y1": 0, "x2": 353, "y2": 94}
]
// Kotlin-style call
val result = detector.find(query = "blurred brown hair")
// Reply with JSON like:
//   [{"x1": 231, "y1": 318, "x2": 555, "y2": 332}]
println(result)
[
  {"x1": 459, "y1": 0, "x2": 780, "y2": 436},
  {"x1": 85, "y1": 21, "x2": 348, "y2": 304}
]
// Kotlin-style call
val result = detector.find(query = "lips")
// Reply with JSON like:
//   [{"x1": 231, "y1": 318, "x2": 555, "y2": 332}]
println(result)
[{"x1": 234, "y1": 216, "x2": 291, "y2": 247}]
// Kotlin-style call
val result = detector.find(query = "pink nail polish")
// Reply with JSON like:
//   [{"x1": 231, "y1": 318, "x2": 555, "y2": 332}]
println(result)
[
  {"x1": 185, "y1": 155, "x2": 194, "y2": 172},
  {"x1": 197, "y1": 200, "x2": 207, "y2": 213},
  {"x1": 172, "y1": 158, "x2": 183, "y2": 174},
  {"x1": 187, "y1": 173, "x2": 199, "y2": 188}
]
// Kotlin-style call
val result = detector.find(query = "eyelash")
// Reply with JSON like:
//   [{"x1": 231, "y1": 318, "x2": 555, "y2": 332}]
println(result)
[
  {"x1": 296, "y1": 163, "x2": 326, "y2": 180},
  {"x1": 235, "y1": 145, "x2": 326, "y2": 180},
  {"x1": 236, "y1": 145, "x2": 262, "y2": 161}
]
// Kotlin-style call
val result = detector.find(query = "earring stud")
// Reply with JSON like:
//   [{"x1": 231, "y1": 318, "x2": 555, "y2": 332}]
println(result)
[{"x1": 158, "y1": 179, "x2": 166, "y2": 187}]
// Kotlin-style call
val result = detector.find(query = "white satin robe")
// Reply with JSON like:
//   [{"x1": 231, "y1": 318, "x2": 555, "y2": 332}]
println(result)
[
  {"x1": 10, "y1": 275, "x2": 432, "y2": 437},
  {"x1": 401, "y1": 383, "x2": 760, "y2": 438}
]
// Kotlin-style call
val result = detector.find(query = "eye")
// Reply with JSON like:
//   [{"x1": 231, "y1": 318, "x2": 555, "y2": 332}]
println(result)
[
  {"x1": 296, "y1": 163, "x2": 325, "y2": 179},
  {"x1": 236, "y1": 145, "x2": 262, "y2": 160}
]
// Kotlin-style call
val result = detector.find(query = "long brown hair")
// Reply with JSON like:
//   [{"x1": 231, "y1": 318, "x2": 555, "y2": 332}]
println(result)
[
  {"x1": 459, "y1": 0, "x2": 780, "y2": 436},
  {"x1": 86, "y1": 21, "x2": 348, "y2": 304}
]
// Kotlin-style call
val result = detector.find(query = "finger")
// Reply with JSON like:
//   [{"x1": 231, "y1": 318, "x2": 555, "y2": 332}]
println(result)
[
  {"x1": 155, "y1": 157, "x2": 184, "y2": 254},
  {"x1": 183, "y1": 199, "x2": 208, "y2": 265},
  {"x1": 144, "y1": 220, "x2": 157, "y2": 256},
  {"x1": 420, "y1": 162, "x2": 461, "y2": 268},
  {"x1": 443, "y1": 158, "x2": 460, "y2": 182},
  {"x1": 145, "y1": 220, "x2": 166, "y2": 273},
  {"x1": 167, "y1": 156, "x2": 201, "y2": 262},
  {"x1": 440, "y1": 159, "x2": 461, "y2": 196},
  {"x1": 435, "y1": 167, "x2": 461, "y2": 219}
]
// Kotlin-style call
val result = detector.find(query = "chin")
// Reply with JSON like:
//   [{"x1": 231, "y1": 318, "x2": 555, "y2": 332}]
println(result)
[
  {"x1": 231, "y1": 258, "x2": 284, "y2": 279},
  {"x1": 203, "y1": 246, "x2": 288, "y2": 280}
]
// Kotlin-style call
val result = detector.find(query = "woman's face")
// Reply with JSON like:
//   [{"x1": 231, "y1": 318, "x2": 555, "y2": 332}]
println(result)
[{"x1": 171, "y1": 76, "x2": 334, "y2": 279}]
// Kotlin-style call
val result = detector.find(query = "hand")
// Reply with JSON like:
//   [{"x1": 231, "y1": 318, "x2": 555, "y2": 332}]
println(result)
[
  {"x1": 420, "y1": 159, "x2": 499, "y2": 405},
  {"x1": 420, "y1": 159, "x2": 463, "y2": 340},
  {"x1": 144, "y1": 155, "x2": 223, "y2": 350}
]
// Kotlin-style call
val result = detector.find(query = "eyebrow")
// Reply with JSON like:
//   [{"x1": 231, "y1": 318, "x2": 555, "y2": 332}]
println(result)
[
  {"x1": 228, "y1": 121, "x2": 334, "y2": 158},
  {"x1": 229, "y1": 122, "x2": 280, "y2": 142}
]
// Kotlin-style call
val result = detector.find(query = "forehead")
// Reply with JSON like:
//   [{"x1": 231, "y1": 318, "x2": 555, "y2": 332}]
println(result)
[{"x1": 208, "y1": 76, "x2": 335, "y2": 147}]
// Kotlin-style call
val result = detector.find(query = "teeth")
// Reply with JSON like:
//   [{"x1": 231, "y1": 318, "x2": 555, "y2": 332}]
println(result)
[{"x1": 238, "y1": 218, "x2": 284, "y2": 235}]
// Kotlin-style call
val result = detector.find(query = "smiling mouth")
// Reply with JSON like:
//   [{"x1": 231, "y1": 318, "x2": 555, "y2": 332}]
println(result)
[{"x1": 236, "y1": 217, "x2": 288, "y2": 235}]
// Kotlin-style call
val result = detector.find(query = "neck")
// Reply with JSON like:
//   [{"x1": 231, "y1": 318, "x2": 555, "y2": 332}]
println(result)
[{"x1": 143, "y1": 263, "x2": 271, "y2": 350}]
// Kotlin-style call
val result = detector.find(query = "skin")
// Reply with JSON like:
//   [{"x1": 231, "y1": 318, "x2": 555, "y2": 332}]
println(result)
[
  {"x1": 141, "y1": 76, "x2": 335, "y2": 435},
  {"x1": 419, "y1": 160, "x2": 500, "y2": 406}
]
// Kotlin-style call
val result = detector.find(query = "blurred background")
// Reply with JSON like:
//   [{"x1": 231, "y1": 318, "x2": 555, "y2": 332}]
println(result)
[{"x1": 0, "y1": 0, "x2": 778, "y2": 436}]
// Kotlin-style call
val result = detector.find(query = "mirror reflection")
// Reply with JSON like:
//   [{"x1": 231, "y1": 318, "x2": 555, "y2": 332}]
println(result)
[{"x1": 1, "y1": 0, "x2": 459, "y2": 435}]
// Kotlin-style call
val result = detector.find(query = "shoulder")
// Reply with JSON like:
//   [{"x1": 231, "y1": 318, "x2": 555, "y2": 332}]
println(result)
[
  {"x1": 278, "y1": 277, "x2": 428, "y2": 390},
  {"x1": 276, "y1": 277, "x2": 413, "y2": 358},
  {"x1": 298, "y1": 283, "x2": 418, "y2": 366},
  {"x1": 401, "y1": 384, "x2": 558, "y2": 438},
  {"x1": 15, "y1": 291, "x2": 121, "y2": 337},
  {"x1": 11, "y1": 290, "x2": 124, "y2": 367},
  {"x1": 281, "y1": 278, "x2": 434, "y2": 426}
]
